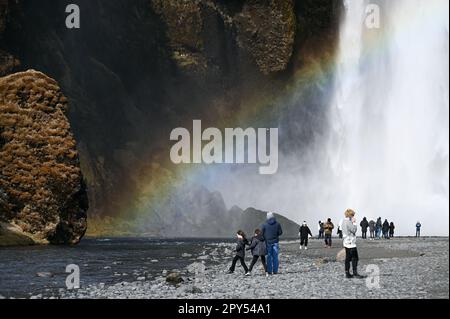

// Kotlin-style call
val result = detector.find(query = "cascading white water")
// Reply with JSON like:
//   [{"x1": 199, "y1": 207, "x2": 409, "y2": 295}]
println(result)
[{"x1": 328, "y1": 0, "x2": 449, "y2": 235}]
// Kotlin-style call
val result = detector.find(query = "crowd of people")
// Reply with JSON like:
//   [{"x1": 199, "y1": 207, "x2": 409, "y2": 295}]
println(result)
[{"x1": 227, "y1": 211, "x2": 423, "y2": 278}]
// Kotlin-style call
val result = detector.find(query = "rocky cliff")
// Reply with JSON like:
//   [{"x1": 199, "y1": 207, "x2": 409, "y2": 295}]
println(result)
[
  {"x1": 0, "y1": 0, "x2": 341, "y2": 238},
  {"x1": 0, "y1": 70, "x2": 88, "y2": 245}
]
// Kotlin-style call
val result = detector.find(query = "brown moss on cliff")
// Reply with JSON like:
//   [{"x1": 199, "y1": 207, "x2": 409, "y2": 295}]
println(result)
[
  {"x1": 234, "y1": 0, "x2": 296, "y2": 74},
  {"x1": 0, "y1": 70, "x2": 88, "y2": 245}
]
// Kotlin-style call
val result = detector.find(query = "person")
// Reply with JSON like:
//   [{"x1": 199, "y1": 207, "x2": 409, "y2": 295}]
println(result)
[
  {"x1": 369, "y1": 219, "x2": 376, "y2": 240},
  {"x1": 360, "y1": 217, "x2": 369, "y2": 239},
  {"x1": 416, "y1": 221, "x2": 422, "y2": 237},
  {"x1": 375, "y1": 217, "x2": 382, "y2": 239},
  {"x1": 298, "y1": 221, "x2": 313, "y2": 250},
  {"x1": 337, "y1": 224, "x2": 343, "y2": 239},
  {"x1": 342, "y1": 209, "x2": 365, "y2": 279},
  {"x1": 318, "y1": 221, "x2": 324, "y2": 239},
  {"x1": 323, "y1": 218, "x2": 334, "y2": 248},
  {"x1": 261, "y1": 212, "x2": 283, "y2": 275},
  {"x1": 246, "y1": 229, "x2": 268, "y2": 276},
  {"x1": 382, "y1": 219, "x2": 390, "y2": 239},
  {"x1": 389, "y1": 222, "x2": 395, "y2": 238},
  {"x1": 227, "y1": 230, "x2": 250, "y2": 275}
]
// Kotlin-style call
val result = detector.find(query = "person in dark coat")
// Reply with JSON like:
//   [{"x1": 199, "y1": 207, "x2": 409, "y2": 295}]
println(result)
[
  {"x1": 246, "y1": 229, "x2": 268, "y2": 275},
  {"x1": 318, "y1": 221, "x2": 324, "y2": 239},
  {"x1": 389, "y1": 222, "x2": 395, "y2": 238},
  {"x1": 382, "y1": 219, "x2": 390, "y2": 239},
  {"x1": 298, "y1": 221, "x2": 313, "y2": 250},
  {"x1": 261, "y1": 212, "x2": 283, "y2": 275},
  {"x1": 416, "y1": 221, "x2": 422, "y2": 237},
  {"x1": 360, "y1": 217, "x2": 369, "y2": 239},
  {"x1": 375, "y1": 217, "x2": 383, "y2": 239},
  {"x1": 228, "y1": 230, "x2": 250, "y2": 275}
]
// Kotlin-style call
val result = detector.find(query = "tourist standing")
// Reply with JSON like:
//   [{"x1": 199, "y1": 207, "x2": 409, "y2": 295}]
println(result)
[
  {"x1": 369, "y1": 219, "x2": 376, "y2": 240},
  {"x1": 262, "y1": 212, "x2": 283, "y2": 275},
  {"x1": 323, "y1": 218, "x2": 334, "y2": 248},
  {"x1": 375, "y1": 217, "x2": 382, "y2": 239},
  {"x1": 382, "y1": 219, "x2": 390, "y2": 239},
  {"x1": 389, "y1": 222, "x2": 395, "y2": 238},
  {"x1": 342, "y1": 209, "x2": 365, "y2": 279},
  {"x1": 360, "y1": 217, "x2": 369, "y2": 239},
  {"x1": 318, "y1": 221, "x2": 324, "y2": 239},
  {"x1": 416, "y1": 221, "x2": 422, "y2": 237}
]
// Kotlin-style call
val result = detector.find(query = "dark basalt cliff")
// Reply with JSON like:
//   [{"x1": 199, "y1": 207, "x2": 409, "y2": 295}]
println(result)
[{"x1": 0, "y1": 0, "x2": 341, "y2": 238}]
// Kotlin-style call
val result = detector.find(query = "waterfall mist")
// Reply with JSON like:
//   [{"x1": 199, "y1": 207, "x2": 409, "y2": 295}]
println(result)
[{"x1": 204, "y1": 0, "x2": 449, "y2": 236}]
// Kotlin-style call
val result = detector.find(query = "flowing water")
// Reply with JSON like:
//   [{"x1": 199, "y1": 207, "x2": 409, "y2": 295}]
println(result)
[
  {"x1": 327, "y1": 0, "x2": 449, "y2": 232},
  {"x1": 0, "y1": 238, "x2": 224, "y2": 298}
]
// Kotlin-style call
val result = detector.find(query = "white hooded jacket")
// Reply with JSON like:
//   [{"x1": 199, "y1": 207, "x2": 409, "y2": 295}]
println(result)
[{"x1": 342, "y1": 218, "x2": 357, "y2": 248}]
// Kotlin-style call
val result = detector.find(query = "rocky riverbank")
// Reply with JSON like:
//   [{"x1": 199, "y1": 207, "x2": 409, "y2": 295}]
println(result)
[{"x1": 57, "y1": 237, "x2": 449, "y2": 299}]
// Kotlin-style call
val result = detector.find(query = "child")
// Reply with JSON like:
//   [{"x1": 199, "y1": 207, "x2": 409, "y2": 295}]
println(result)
[
  {"x1": 247, "y1": 229, "x2": 268, "y2": 276},
  {"x1": 227, "y1": 230, "x2": 250, "y2": 275},
  {"x1": 342, "y1": 209, "x2": 365, "y2": 279}
]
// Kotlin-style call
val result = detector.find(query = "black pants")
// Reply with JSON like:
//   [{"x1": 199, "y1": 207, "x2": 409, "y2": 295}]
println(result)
[
  {"x1": 249, "y1": 255, "x2": 267, "y2": 273},
  {"x1": 362, "y1": 231, "x2": 367, "y2": 239},
  {"x1": 325, "y1": 234, "x2": 332, "y2": 246},
  {"x1": 229, "y1": 256, "x2": 248, "y2": 273},
  {"x1": 300, "y1": 237, "x2": 309, "y2": 247},
  {"x1": 345, "y1": 247, "x2": 359, "y2": 274}
]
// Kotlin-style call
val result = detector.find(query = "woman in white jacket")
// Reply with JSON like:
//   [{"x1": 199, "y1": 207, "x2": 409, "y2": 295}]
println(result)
[{"x1": 342, "y1": 209, "x2": 365, "y2": 279}]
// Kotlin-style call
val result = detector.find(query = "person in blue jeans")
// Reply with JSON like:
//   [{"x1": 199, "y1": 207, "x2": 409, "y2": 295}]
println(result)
[{"x1": 261, "y1": 212, "x2": 283, "y2": 275}]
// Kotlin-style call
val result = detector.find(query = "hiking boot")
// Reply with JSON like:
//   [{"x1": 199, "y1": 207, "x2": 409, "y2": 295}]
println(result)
[{"x1": 345, "y1": 272, "x2": 354, "y2": 279}]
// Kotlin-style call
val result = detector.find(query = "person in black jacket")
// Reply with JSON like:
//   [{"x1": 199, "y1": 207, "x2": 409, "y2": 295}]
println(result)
[
  {"x1": 382, "y1": 220, "x2": 390, "y2": 239},
  {"x1": 247, "y1": 229, "x2": 268, "y2": 276},
  {"x1": 360, "y1": 217, "x2": 369, "y2": 239},
  {"x1": 228, "y1": 230, "x2": 250, "y2": 275},
  {"x1": 298, "y1": 221, "x2": 313, "y2": 250},
  {"x1": 389, "y1": 222, "x2": 395, "y2": 238}
]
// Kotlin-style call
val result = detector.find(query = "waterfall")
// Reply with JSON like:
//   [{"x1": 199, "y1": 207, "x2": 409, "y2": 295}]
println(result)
[{"x1": 328, "y1": 0, "x2": 449, "y2": 234}]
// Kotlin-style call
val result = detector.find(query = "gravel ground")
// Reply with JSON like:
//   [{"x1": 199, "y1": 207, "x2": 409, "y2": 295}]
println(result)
[{"x1": 58, "y1": 237, "x2": 448, "y2": 299}]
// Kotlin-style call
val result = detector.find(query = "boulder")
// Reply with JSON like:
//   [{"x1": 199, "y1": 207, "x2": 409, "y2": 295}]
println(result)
[
  {"x1": 0, "y1": 70, "x2": 88, "y2": 245},
  {"x1": 166, "y1": 272, "x2": 184, "y2": 285}
]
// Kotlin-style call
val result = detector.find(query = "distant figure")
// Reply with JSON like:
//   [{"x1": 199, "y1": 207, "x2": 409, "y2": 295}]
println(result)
[
  {"x1": 360, "y1": 217, "x2": 369, "y2": 239},
  {"x1": 389, "y1": 222, "x2": 395, "y2": 238},
  {"x1": 298, "y1": 221, "x2": 313, "y2": 250},
  {"x1": 342, "y1": 209, "x2": 365, "y2": 279},
  {"x1": 369, "y1": 219, "x2": 376, "y2": 240},
  {"x1": 375, "y1": 217, "x2": 383, "y2": 239},
  {"x1": 318, "y1": 221, "x2": 324, "y2": 239},
  {"x1": 262, "y1": 212, "x2": 283, "y2": 275},
  {"x1": 337, "y1": 220, "x2": 343, "y2": 239},
  {"x1": 247, "y1": 229, "x2": 268, "y2": 276},
  {"x1": 323, "y1": 218, "x2": 334, "y2": 248},
  {"x1": 227, "y1": 230, "x2": 250, "y2": 275},
  {"x1": 382, "y1": 219, "x2": 390, "y2": 239},
  {"x1": 416, "y1": 221, "x2": 422, "y2": 237}
]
